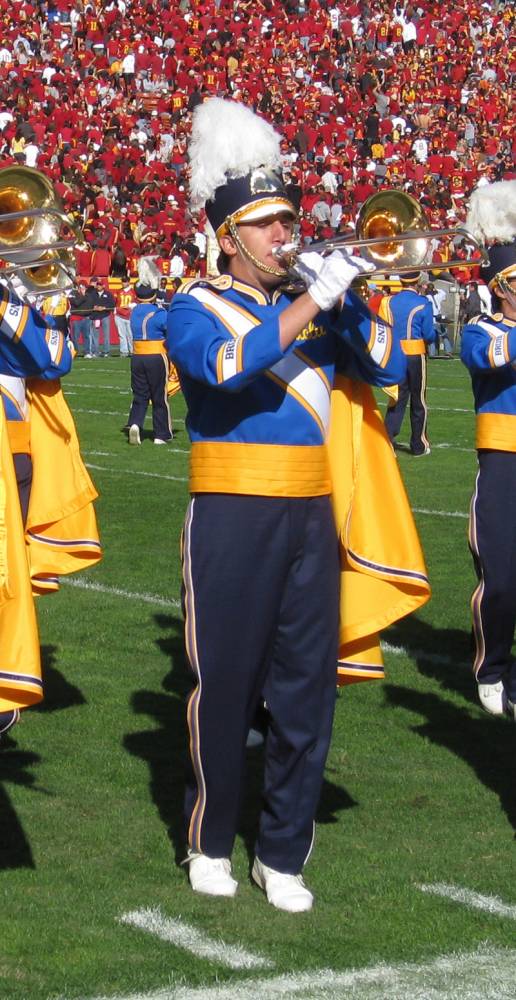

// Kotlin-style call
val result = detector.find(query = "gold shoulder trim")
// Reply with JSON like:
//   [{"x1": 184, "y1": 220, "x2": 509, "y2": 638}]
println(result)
[{"x1": 181, "y1": 275, "x2": 233, "y2": 295}]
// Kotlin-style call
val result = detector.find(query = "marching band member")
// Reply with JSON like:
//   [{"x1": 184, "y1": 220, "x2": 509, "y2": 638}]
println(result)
[
  {"x1": 0, "y1": 287, "x2": 72, "y2": 737},
  {"x1": 382, "y1": 272, "x2": 437, "y2": 456},
  {"x1": 461, "y1": 180, "x2": 516, "y2": 720},
  {"x1": 166, "y1": 99, "x2": 429, "y2": 911},
  {"x1": 127, "y1": 258, "x2": 172, "y2": 446},
  {"x1": 0, "y1": 279, "x2": 102, "y2": 740}
]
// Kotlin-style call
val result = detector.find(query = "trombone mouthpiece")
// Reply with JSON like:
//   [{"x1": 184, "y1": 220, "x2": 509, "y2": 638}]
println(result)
[{"x1": 272, "y1": 241, "x2": 300, "y2": 266}]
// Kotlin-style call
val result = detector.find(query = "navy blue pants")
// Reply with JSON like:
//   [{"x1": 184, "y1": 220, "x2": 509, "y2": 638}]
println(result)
[
  {"x1": 182, "y1": 493, "x2": 340, "y2": 873},
  {"x1": 13, "y1": 453, "x2": 32, "y2": 527},
  {"x1": 384, "y1": 354, "x2": 429, "y2": 455},
  {"x1": 469, "y1": 450, "x2": 516, "y2": 700},
  {"x1": 127, "y1": 354, "x2": 172, "y2": 441}
]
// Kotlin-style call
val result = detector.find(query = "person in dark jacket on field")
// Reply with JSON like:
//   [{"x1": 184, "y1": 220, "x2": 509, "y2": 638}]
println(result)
[
  {"x1": 69, "y1": 280, "x2": 99, "y2": 356},
  {"x1": 90, "y1": 279, "x2": 116, "y2": 357}
]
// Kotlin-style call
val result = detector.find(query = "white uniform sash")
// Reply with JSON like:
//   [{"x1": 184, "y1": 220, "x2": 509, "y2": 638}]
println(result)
[
  {"x1": 0, "y1": 374, "x2": 28, "y2": 420},
  {"x1": 189, "y1": 286, "x2": 331, "y2": 436}
]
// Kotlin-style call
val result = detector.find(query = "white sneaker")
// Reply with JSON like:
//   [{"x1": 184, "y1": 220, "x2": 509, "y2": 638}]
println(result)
[
  {"x1": 187, "y1": 851, "x2": 238, "y2": 897},
  {"x1": 478, "y1": 681, "x2": 515, "y2": 720},
  {"x1": 129, "y1": 424, "x2": 141, "y2": 446},
  {"x1": 154, "y1": 438, "x2": 167, "y2": 445},
  {"x1": 252, "y1": 857, "x2": 313, "y2": 912}
]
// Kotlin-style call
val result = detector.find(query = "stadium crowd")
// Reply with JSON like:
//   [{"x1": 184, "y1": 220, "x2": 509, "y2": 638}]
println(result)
[{"x1": 0, "y1": 0, "x2": 513, "y2": 287}]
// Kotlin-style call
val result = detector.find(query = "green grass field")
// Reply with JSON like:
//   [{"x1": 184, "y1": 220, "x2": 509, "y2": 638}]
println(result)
[{"x1": 1, "y1": 355, "x2": 515, "y2": 1000}]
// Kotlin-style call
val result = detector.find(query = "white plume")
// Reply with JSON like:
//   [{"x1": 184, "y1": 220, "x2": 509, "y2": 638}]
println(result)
[
  {"x1": 137, "y1": 256, "x2": 161, "y2": 289},
  {"x1": 466, "y1": 181, "x2": 516, "y2": 244},
  {"x1": 189, "y1": 98, "x2": 282, "y2": 210}
]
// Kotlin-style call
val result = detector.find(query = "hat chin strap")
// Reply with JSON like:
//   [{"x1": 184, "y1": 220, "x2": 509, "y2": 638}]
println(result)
[
  {"x1": 228, "y1": 219, "x2": 287, "y2": 279},
  {"x1": 496, "y1": 276, "x2": 516, "y2": 310}
]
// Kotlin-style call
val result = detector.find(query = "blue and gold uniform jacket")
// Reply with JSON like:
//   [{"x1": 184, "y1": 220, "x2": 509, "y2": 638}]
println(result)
[
  {"x1": 0, "y1": 284, "x2": 72, "y2": 454},
  {"x1": 461, "y1": 312, "x2": 516, "y2": 452},
  {"x1": 379, "y1": 288, "x2": 436, "y2": 356},
  {"x1": 167, "y1": 275, "x2": 406, "y2": 496},
  {"x1": 131, "y1": 302, "x2": 168, "y2": 356}
]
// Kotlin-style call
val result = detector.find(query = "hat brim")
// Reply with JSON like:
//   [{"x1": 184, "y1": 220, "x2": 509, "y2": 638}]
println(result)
[
  {"x1": 217, "y1": 197, "x2": 297, "y2": 237},
  {"x1": 489, "y1": 264, "x2": 516, "y2": 290},
  {"x1": 483, "y1": 241, "x2": 516, "y2": 289}
]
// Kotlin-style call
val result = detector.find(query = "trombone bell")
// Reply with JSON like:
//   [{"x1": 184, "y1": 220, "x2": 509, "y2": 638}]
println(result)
[
  {"x1": 274, "y1": 189, "x2": 489, "y2": 278},
  {"x1": 21, "y1": 250, "x2": 77, "y2": 294},
  {"x1": 0, "y1": 166, "x2": 78, "y2": 291},
  {"x1": 0, "y1": 186, "x2": 36, "y2": 244},
  {"x1": 356, "y1": 191, "x2": 429, "y2": 268}
]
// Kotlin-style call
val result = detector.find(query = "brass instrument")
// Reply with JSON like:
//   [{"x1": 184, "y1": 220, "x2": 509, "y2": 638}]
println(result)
[
  {"x1": 275, "y1": 190, "x2": 489, "y2": 276},
  {"x1": 0, "y1": 166, "x2": 81, "y2": 294}
]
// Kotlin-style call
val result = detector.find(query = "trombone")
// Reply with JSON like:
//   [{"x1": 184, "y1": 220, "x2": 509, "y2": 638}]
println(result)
[
  {"x1": 276, "y1": 190, "x2": 489, "y2": 276},
  {"x1": 0, "y1": 165, "x2": 82, "y2": 294}
]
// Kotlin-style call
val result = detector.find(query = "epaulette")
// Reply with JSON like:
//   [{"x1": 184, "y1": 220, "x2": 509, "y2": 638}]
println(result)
[
  {"x1": 469, "y1": 312, "x2": 498, "y2": 325},
  {"x1": 472, "y1": 314, "x2": 506, "y2": 337},
  {"x1": 180, "y1": 275, "x2": 233, "y2": 296}
]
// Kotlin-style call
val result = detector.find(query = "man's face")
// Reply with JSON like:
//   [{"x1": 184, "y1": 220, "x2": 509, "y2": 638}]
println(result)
[{"x1": 220, "y1": 212, "x2": 295, "y2": 292}]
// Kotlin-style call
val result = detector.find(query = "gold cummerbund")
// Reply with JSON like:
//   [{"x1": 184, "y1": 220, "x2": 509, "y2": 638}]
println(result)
[
  {"x1": 132, "y1": 340, "x2": 167, "y2": 356},
  {"x1": 401, "y1": 339, "x2": 426, "y2": 356},
  {"x1": 7, "y1": 420, "x2": 31, "y2": 455},
  {"x1": 189, "y1": 442, "x2": 332, "y2": 497},
  {"x1": 476, "y1": 412, "x2": 516, "y2": 452}
]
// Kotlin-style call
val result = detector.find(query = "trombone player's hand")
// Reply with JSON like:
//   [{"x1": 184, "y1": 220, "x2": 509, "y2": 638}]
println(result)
[{"x1": 295, "y1": 249, "x2": 375, "y2": 311}]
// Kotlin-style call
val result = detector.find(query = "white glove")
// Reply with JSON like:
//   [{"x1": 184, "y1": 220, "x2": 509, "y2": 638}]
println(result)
[
  {"x1": 291, "y1": 250, "x2": 327, "y2": 286},
  {"x1": 307, "y1": 249, "x2": 375, "y2": 311}
]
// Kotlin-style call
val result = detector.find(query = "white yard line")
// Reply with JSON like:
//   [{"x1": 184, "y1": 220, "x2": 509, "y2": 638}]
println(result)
[
  {"x1": 120, "y1": 909, "x2": 274, "y2": 971},
  {"x1": 86, "y1": 463, "x2": 188, "y2": 483},
  {"x1": 83, "y1": 448, "x2": 190, "y2": 458},
  {"x1": 73, "y1": 945, "x2": 516, "y2": 1000},
  {"x1": 70, "y1": 406, "x2": 185, "y2": 425},
  {"x1": 66, "y1": 382, "x2": 131, "y2": 392},
  {"x1": 418, "y1": 883, "x2": 516, "y2": 920},
  {"x1": 430, "y1": 406, "x2": 470, "y2": 413},
  {"x1": 413, "y1": 507, "x2": 468, "y2": 519},
  {"x1": 72, "y1": 407, "x2": 126, "y2": 417},
  {"x1": 433, "y1": 443, "x2": 473, "y2": 453},
  {"x1": 61, "y1": 577, "x2": 180, "y2": 610},
  {"x1": 381, "y1": 642, "x2": 467, "y2": 667}
]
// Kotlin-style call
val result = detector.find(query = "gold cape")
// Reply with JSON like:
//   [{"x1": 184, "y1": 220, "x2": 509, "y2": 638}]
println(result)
[
  {"x1": 329, "y1": 375, "x2": 430, "y2": 685},
  {"x1": 0, "y1": 402, "x2": 42, "y2": 712},
  {"x1": 26, "y1": 380, "x2": 102, "y2": 593}
]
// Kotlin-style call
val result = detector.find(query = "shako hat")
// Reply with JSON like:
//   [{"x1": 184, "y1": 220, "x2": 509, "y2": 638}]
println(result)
[
  {"x1": 188, "y1": 98, "x2": 296, "y2": 238},
  {"x1": 134, "y1": 283, "x2": 157, "y2": 301},
  {"x1": 466, "y1": 180, "x2": 516, "y2": 289},
  {"x1": 399, "y1": 270, "x2": 421, "y2": 284}
]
